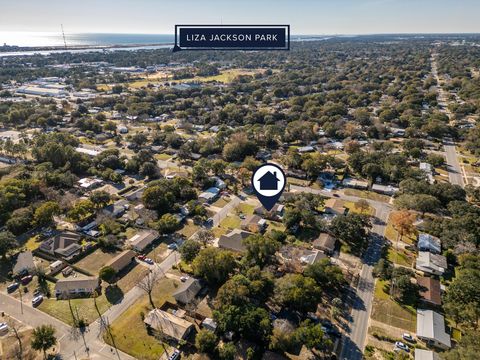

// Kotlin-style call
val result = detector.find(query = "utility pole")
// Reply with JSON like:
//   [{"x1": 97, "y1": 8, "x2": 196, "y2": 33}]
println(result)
[
  {"x1": 18, "y1": 287, "x2": 23, "y2": 314},
  {"x1": 61, "y1": 24, "x2": 67, "y2": 50}
]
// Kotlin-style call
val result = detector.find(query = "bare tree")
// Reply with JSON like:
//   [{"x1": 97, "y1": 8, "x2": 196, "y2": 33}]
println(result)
[
  {"x1": 7, "y1": 318, "x2": 23, "y2": 360},
  {"x1": 137, "y1": 270, "x2": 160, "y2": 309},
  {"x1": 195, "y1": 229, "x2": 214, "y2": 246}
]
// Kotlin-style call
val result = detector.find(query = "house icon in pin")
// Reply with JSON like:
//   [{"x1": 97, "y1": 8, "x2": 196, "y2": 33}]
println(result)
[{"x1": 258, "y1": 171, "x2": 280, "y2": 190}]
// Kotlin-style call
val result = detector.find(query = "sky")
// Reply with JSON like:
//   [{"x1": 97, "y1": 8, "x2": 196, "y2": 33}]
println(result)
[{"x1": 0, "y1": 0, "x2": 479, "y2": 35}]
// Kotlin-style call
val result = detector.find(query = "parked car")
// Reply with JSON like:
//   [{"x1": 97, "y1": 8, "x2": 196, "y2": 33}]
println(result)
[
  {"x1": 33, "y1": 288, "x2": 42, "y2": 297},
  {"x1": 394, "y1": 341, "x2": 409, "y2": 352},
  {"x1": 168, "y1": 349, "x2": 180, "y2": 360},
  {"x1": 144, "y1": 258, "x2": 154, "y2": 265},
  {"x1": 168, "y1": 243, "x2": 178, "y2": 250},
  {"x1": 402, "y1": 333, "x2": 414, "y2": 342},
  {"x1": 7, "y1": 282, "x2": 19, "y2": 293},
  {"x1": 137, "y1": 255, "x2": 146, "y2": 261},
  {"x1": 20, "y1": 275, "x2": 33, "y2": 285},
  {"x1": 0, "y1": 323, "x2": 8, "y2": 333},
  {"x1": 32, "y1": 295, "x2": 43, "y2": 307},
  {"x1": 180, "y1": 276, "x2": 189, "y2": 282}
]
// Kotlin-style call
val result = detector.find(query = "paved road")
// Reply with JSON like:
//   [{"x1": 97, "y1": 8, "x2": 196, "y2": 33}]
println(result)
[
  {"x1": 444, "y1": 139, "x2": 465, "y2": 188},
  {"x1": 340, "y1": 205, "x2": 390, "y2": 360},
  {"x1": 290, "y1": 184, "x2": 391, "y2": 359},
  {"x1": 1, "y1": 250, "x2": 180, "y2": 359}
]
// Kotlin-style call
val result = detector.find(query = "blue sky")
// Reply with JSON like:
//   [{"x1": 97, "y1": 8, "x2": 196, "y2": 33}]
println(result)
[{"x1": 1, "y1": 0, "x2": 479, "y2": 34}]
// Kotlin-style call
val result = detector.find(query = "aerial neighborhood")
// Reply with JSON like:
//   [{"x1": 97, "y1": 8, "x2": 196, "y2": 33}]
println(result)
[{"x1": 0, "y1": 26, "x2": 479, "y2": 360}]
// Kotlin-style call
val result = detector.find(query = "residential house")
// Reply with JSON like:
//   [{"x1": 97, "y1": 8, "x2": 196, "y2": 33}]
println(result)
[
  {"x1": 144, "y1": 309, "x2": 195, "y2": 342},
  {"x1": 342, "y1": 178, "x2": 369, "y2": 190},
  {"x1": 414, "y1": 349, "x2": 440, "y2": 360},
  {"x1": 13, "y1": 251, "x2": 35, "y2": 276},
  {"x1": 241, "y1": 214, "x2": 267, "y2": 233},
  {"x1": 416, "y1": 309, "x2": 451, "y2": 349},
  {"x1": 105, "y1": 250, "x2": 136, "y2": 273},
  {"x1": 55, "y1": 276, "x2": 100, "y2": 298},
  {"x1": 218, "y1": 229, "x2": 252, "y2": 253},
  {"x1": 324, "y1": 198, "x2": 347, "y2": 216},
  {"x1": 77, "y1": 177, "x2": 103, "y2": 190},
  {"x1": 371, "y1": 184, "x2": 399, "y2": 196},
  {"x1": 173, "y1": 277, "x2": 202, "y2": 305},
  {"x1": 417, "y1": 276, "x2": 442, "y2": 306},
  {"x1": 312, "y1": 233, "x2": 336, "y2": 255},
  {"x1": 420, "y1": 162, "x2": 435, "y2": 184},
  {"x1": 418, "y1": 233, "x2": 441, "y2": 254},
  {"x1": 102, "y1": 200, "x2": 129, "y2": 218},
  {"x1": 254, "y1": 204, "x2": 284, "y2": 219},
  {"x1": 416, "y1": 252, "x2": 447, "y2": 276},
  {"x1": 198, "y1": 187, "x2": 220, "y2": 203},
  {"x1": 123, "y1": 186, "x2": 145, "y2": 202},
  {"x1": 299, "y1": 249, "x2": 327, "y2": 265},
  {"x1": 40, "y1": 231, "x2": 82, "y2": 259},
  {"x1": 128, "y1": 230, "x2": 159, "y2": 252}
]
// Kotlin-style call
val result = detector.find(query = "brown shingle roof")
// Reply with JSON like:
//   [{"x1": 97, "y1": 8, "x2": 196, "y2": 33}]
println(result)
[
  {"x1": 418, "y1": 276, "x2": 442, "y2": 306},
  {"x1": 105, "y1": 250, "x2": 136, "y2": 273}
]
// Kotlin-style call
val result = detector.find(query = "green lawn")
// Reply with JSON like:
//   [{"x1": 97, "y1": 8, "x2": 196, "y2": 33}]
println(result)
[
  {"x1": 105, "y1": 278, "x2": 178, "y2": 360},
  {"x1": 177, "y1": 221, "x2": 200, "y2": 238},
  {"x1": 387, "y1": 247, "x2": 415, "y2": 267},
  {"x1": 344, "y1": 189, "x2": 391, "y2": 203},
  {"x1": 237, "y1": 203, "x2": 255, "y2": 215},
  {"x1": 212, "y1": 197, "x2": 230, "y2": 208},
  {"x1": 371, "y1": 279, "x2": 416, "y2": 332},
  {"x1": 39, "y1": 286, "x2": 114, "y2": 325}
]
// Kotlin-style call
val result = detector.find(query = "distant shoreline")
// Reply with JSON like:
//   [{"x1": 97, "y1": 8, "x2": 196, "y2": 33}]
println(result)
[{"x1": 0, "y1": 42, "x2": 175, "y2": 53}]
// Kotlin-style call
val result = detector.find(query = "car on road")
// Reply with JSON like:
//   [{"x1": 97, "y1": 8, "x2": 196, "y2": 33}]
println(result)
[
  {"x1": 32, "y1": 295, "x2": 43, "y2": 307},
  {"x1": 402, "y1": 333, "x2": 414, "y2": 342},
  {"x1": 20, "y1": 275, "x2": 33, "y2": 285},
  {"x1": 180, "y1": 276, "x2": 189, "y2": 282},
  {"x1": 144, "y1": 258, "x2": 154, "y2": 265},
  {"x1": 0, "y1": 323, "x2": 8, "y2": 333},
  {"x1": 168, "y1": 349, "x2": 180, "y2": 360},
  {"x1": 168, "y1": 243, "x2": 178, "y2": 250},
  {"x1": 137, "y1": 255, "x2": 146, "y2": 261},
  {"x1": 7, "y1": 282, "x2": 19, "y2": 293},
  {"x1": 333, "y1": 193, "x2": 340, "y2": 197},
  {"x1": 394, "y1": 341, "x2": 409, "y2": 352}
]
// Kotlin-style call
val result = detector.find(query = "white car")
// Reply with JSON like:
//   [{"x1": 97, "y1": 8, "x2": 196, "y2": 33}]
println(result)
[
  {"x1": 32, "y1": 295, "x2": 43, "y2": 307},
  {"x1": 394, "y1": 341, "x2": 409, "y2": 352},
  {"x1": 402, "y1": 333, "x2": 414, "y2": 342},
  {"x1": 180, "y1": 276, "x2": 189, "y2": 282},
  {"x1": 0, "y1": 323, "x2": 8, "y2": 333}
]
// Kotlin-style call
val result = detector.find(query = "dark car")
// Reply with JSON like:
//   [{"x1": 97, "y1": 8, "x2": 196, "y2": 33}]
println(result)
[
  {"x1": 20, "y1": 275, "x2": 33, "y2": 285},
  {"x1": 7, "y1": 282, "x2": 19, "y2": 293}
]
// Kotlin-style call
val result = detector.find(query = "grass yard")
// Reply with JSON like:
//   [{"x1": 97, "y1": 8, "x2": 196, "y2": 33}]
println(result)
[
  {"x1": 23, "y1": 235, "x2": 42, "y2": 251},
  {"x1": 237, "y1": 203, "x2": 255, "y2": 215},
  {"x1": 177, "y1": 221, "x2": 200, "y2": 238},
  {"x1": 145, "y1": 243, "x2": 168, "y2": 263},
  {"x1": 344, "y1": 201, "x2": 375, "y2": 216},
  {"x1": 212, "y1": 214, "x2": 241, "y2": 238},
  {"x1": 39, "y1": 284, "x2": 114, "y2": 325},
  {"x1": 117, "y1": 264, "x2": 149, "y2": 293},
  {"x1": 384, "y1": 215, "x2": 417, "y2": 245},
  {"x1": 75, "y1": 249, "x2": 120, "y2": 275},
  {"x1": 344, "y1": 189, "x2": 391, "y2": 203},
  {"x1": 371, "y1": 279, "x2": 416, "y2": 333},
  {"x1": 387, "y1": 246, "x2": 415, "y2": 267},
  {"x1": 105, "y1": 278, "x2": 179, "y2": 360},
  {"x1": 267, "y1": 221, "x2": 286, "y2": 233},
  {"x1": 155, "y1": 153, "x2": 172, "y2": 161},
  {"x1": 212, "y1": 197, "x2": 230, "y2": 208}
]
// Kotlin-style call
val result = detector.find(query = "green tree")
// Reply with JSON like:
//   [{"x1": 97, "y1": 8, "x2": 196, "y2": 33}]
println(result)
[
  {"x1": 99, "y1": 266, "x2": 117, "y2": 285},
  {"x1": 443, "y1": 330, "x2": 480, "y2": 360},
  {"x1": 89, "y1": 191, "x2": 111, "y2": 209},
  {"x1": 304, "y1": 258, "x2": 346, "y2": 290},
  {"x1": 154, "y1": 213, "x2": 180, "y2": 234},
  {"x1": 179, "y1": 239, "x2": 201, "y2": 263},
  {"x1": 31, "y1": 325, "x2": 56, "y2": 359},
  {"x1": 195, "y1": 329, "x2": 217, "y2": 354},
  {"x1": 193, "y1": 247, "x2": 236, "y2": 285},
  {"x1": 243, "y1": 234, "x2": 280, "y2": 267},
  {"x1": 218, "y1": 342, "x2": 237, "y2": 360},
  {"x1": 33, "y1": 201, "x2": 60, "y2": 227},
  {"x1": 0, "y1": 231, "x2": 17, "y2": 259},
  {"x1": 274, "y1": 274, "x2": 321, "y2": 313}
]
